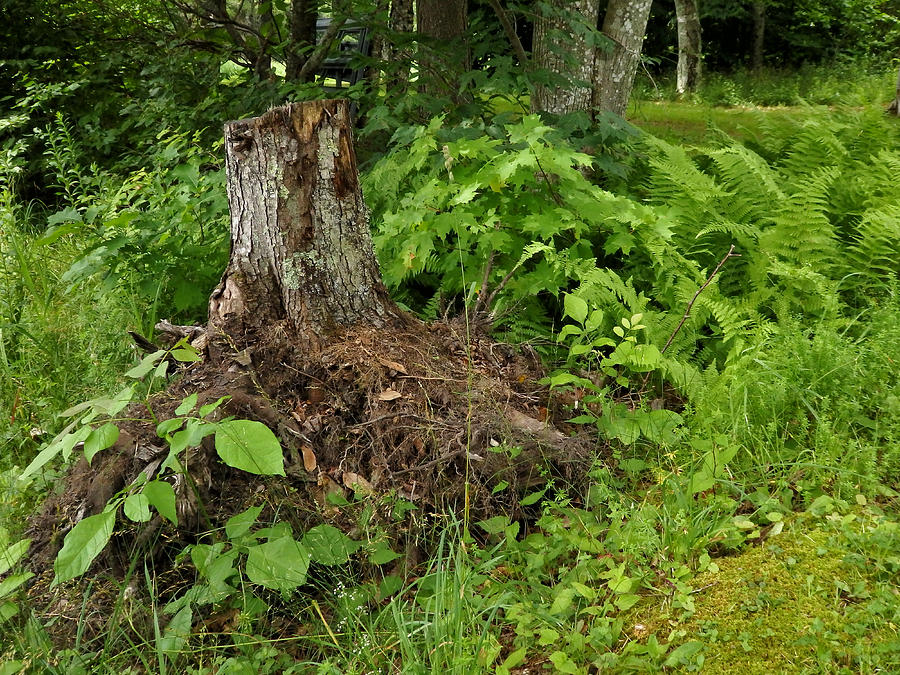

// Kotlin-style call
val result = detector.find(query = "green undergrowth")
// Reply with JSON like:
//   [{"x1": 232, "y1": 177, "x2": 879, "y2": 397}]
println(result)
[
  {"x1": 659, "y1": 501, "x2": 900, "y2": 674},
  {"x1": 2, "y1": 66, "x2": 900, "y2": 672}
]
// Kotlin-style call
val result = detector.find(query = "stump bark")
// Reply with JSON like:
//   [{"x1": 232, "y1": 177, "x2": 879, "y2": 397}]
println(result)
[{"x1": 209, "y1": 100, "x2": 399, "y2": 351}]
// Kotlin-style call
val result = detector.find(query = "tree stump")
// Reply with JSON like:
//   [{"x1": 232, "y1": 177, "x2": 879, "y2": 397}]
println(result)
[{"x1": 209, "y1": 100, "x2": 400, "y2": 351}]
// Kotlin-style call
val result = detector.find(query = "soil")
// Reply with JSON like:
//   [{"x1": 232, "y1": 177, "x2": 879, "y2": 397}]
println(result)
[{"x1": 25, "y1": 314, "x2": 604, "y2": 649}]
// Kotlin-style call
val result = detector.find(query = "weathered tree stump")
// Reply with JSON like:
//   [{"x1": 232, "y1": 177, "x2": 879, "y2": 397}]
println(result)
[{"x1": 209, "y1": 100, "x2": 400, "y2": 350}]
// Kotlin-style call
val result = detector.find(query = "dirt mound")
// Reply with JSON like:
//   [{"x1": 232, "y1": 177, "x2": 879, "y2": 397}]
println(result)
[{"x1": 25, "y1": 316, "x2": 601, "y2": 647}]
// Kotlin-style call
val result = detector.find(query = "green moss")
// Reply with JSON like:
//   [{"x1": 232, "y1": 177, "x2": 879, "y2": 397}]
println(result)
[{"x1": 657, "y1": 511, "x2": 900, "y2": 673}]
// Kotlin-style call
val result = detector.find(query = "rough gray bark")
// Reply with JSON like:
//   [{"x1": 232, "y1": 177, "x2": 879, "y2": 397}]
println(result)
[
  {"x1": 532, "y1": 0, "x2": 600, "y2": 115},
  {"x1": 592, "y1": 0, "x2": 653, "y2": 118},
  {"x1": 209, "y1": 100, "x2": 398, "y2": 350},
  {"x1": 751, "y1": 1, "x2": 765, "y2": 70},
  {"x1": 674, "y1": 0, "x2": 701, "y2": 95}
]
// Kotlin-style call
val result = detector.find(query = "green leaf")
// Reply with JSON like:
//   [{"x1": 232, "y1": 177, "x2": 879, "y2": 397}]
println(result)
[
  {"x1": 369, "y1": 545, "x2": 401, "y2": 565},
  {"x1": 571, "y1": 581, "x2": 596, "y2": 600},
  {"x1": 302, "y1": 525, "x2": 360, "y2": 565},
  {"x1": 175, "y1": 393, "x2": 198, "y2": 416},
  {"x1": 225, "y1": 505, "x2": 264, "y2": 540},
  {"x1": 158, "y1": 606, "x2": 192, "y2": 655},
  {"x1": 123, "y1": 494, "x2": 151, "y2": 523},
  {"x1": 550, "y1": 586, "x2": 576, "y2": 615},
  {"x1": 563, "y1": 294, "x2": 588, "y2": 324},
  {"x1": 125, "y1": 350, "x2": 166, "y2": 379},
  {"x1": 519, "y1": 488, "x2": 547, "y2": 506},
  {"x1": 0, "y1": 602, "x2": 18, "y2": 625},
  {"x1": 245, "y1": 537, "x2": 310, "y2": 591},
  {"x1": 171, "y1": 347, "x2": 201, "y2": 363},
  {"x1": 144, "y1": 480, "x2": 177, "y2": 525},
  {"x1": 199, "y1": 396, "x2": 229, "y2": 418},
  {"x1": 20, "y1": 424, "x2": 90, "y2": 479},
  {"x1": 664, "y1": 640, "x2": 704, "y2": 667},
  {"x1": 0, "y1": 539, "x2": 30, "y2": 576},
  {"x1": 215, "y1": 420, "x2": 285, "y2": 476},
  {"x1": 614, "y1": 593, "x2": 641, "y2": 611},
  {"x1": 548, "y1": 650, "x2": 579, "y2": 674},
  {"x1": 54, "y1": 510, "x2": 116, "y2": 583},
  {"x1": 84, "y1": 423, "x2": 119, "y2": 465},
  {"x1": 477, "y1": 515, "x2": 510, "y2": 535}
]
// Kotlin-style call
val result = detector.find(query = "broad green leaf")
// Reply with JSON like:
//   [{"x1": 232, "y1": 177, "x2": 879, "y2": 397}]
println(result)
[
  {"x1": 175, "y1": 393, "x2": 198, "y2": 415},
  {"x1": 84, "y1": 423, "x2": 119, "y2": 464},
  {"x1": 477, "y1": 515, "x2": 510, "y2": 534},
  {"x1": 519, "y1": 488, "x2": 547, "y2": 506},
  {"x1": 302, "y1": 525, "x2": 360, "y2": 565},
  {"x1": 168, "y1": 419, "x2": 216, "y2": 455},
  {"x1": 369, "y1": 545, "x2": 401, "y2": 565},
  {"x1": 0, "y1": 572, "x2": 34, "y2": 599},
  {"x1": 563, "y1": 294, "x2": 588, "y2": 324},
  {"x1": 0, "y1": 539, "x2": 30, "y2": 576},
  {"x1": 123, "y1": 494, "x2": 151, "y2": 523},
  {"x1": 614, "y1": 593, "x2": 641, "y2": 611},
  {"x1": 664, "y1": 640, "x2": 704, "y2": 667},
  {"x1": 125, "y1": 350, "x2": 166, "y2": 379},
  {"x1": 54, "y1": 510, "x2": 116, "y2": 583},
  {"x1": 199, "y1": 395, "x2": 229, "y2": 418},
  {"x1": 171, "y1": 347, "x2": 201, "y2": 363},
  {"x1": 549, "y1": 586, "x2": 576, "y2": 615},
  {"x1": 246, "y1": 537, "x2": 310, "y2": 591},
  {"x1": 0, "y1": 602, "x2": 19, "y2": 625},
  {"x1": 144, "y1": 480, "x2": 178, "y2": 525},
  {"x1": 571, "y1": 581, "x2": 596, "y2": 600},
  {"x1": 158, "y1": 606, "x2": 192, "y2": 655},
  {"x1": 225, "y1": 505, "x2": 264, "y2": 539},
  {"x1": 153, "y1": 358, "x2": 169, "y2": 380},
  {"x1": 215, "y1": 420, "x2": 285, "y2": 476},
  {"x1": 20, "y1": 424, "x2": 89, "y2": 480}
]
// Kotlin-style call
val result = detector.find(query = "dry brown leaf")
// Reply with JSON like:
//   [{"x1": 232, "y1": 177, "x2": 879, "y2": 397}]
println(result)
[
  {"x1": 301, "y1": 445, "x2": 317, "y2": 472},
  {"x1": 378, "y1": 388, "x2": 402, "y2": 401},
  {"x1": 377, "y1": 357, "x2": 408, "y2": 375},
  {"x1": 342, "y1": 471, "x2": 374, "y2": 494}
]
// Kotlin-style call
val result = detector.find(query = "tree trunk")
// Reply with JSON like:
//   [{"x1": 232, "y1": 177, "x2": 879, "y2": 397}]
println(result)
[
  {"x1": 751, "y1": 1, "x2": 765, "y2": 70},
  {"x1": 286, "y1": 0, "x2": 318, "y2": 81},
  {"x1": 416, "y1": 0, "x2": 469, "y2": 98},
  {"x1": 384, "y1": 0, "x2": 415, "y2": 96},
  {"x1": 674, "y1": 0, "x2": 701, "y2": 95},
  {"x1": 889, "y1": 61, "x2": 900, "y2": 115},
  {"x1": 592, "y1": 0, "x2": 653, "y2": 118},
  {"x1": 532, "y1": 0, "x2": 600, "y2": 115},
  {"x1": 209, "y1": 100, "x2": 399, "y2": 351}
]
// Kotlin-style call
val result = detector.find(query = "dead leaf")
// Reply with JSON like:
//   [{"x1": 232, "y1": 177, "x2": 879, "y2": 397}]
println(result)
[
  {"x1": 234, "y1": 350, "x2": 252, "y2": 366},
  {"x1": 378, "y1": 388, "x2": 402, "y2": 401},
  {"x1": 301, "y1": 445, "x2": 317, "y2": 472},
  {"x1": 506, "y1": 408, "x2": 564, "y2": 441},
  {"x1": 377, "y1": 357, "x2": 408, "y2": 375},
  {"x1": 342, "y1": 471, "x2": 374, "y2": 494}
]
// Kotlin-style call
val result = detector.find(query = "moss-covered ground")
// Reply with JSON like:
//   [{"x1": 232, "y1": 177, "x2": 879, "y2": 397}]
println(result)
[{"x1": 645, "y1": 503, "x2": 900, "y2": 673}]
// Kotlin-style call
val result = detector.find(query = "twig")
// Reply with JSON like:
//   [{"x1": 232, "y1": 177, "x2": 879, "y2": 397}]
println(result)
[
  {"x1": 487, "y1": 0, "x2": 529, "y2": 67},
  {"x1": 660, "y1": 245, "x2": 739, "y2": 356}
]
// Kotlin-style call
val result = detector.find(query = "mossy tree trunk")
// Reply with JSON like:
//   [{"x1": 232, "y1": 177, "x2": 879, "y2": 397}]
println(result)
[
  {"x1": 532, "y1": 0, "x2": 600, "y2": 116},
  {"x1": 591, "y1": 0, "x2": 653, "y2": 118},
  {"x1": 209, "y1": 100, "x2": 399, "y2": 351}
]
